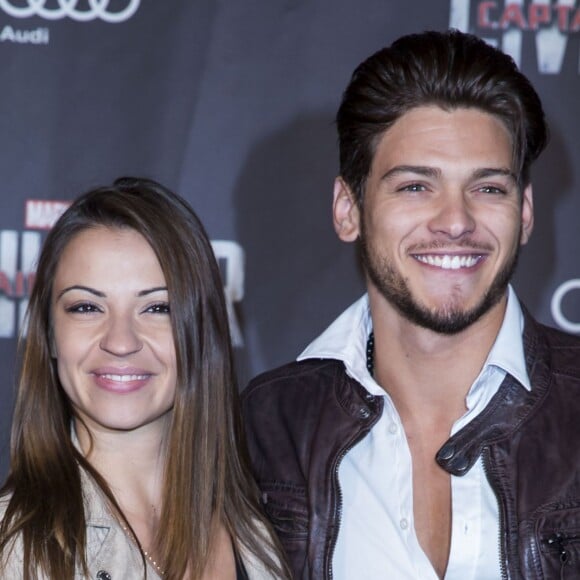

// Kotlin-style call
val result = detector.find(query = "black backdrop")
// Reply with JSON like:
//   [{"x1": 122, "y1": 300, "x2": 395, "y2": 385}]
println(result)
[{"x1": 0, "y1": 0, "x2": 579, "y2": 478}]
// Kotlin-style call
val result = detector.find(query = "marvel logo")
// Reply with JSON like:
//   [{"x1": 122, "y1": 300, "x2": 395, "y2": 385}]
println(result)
[{"x1": 25, "y1": 200, "x2": 70, "y2": 230}]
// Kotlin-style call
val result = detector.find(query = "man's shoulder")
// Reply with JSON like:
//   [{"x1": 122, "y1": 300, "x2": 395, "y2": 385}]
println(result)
[
  {"x1": 242, "y1": 358, "x2": 355, "y2": 425},
  {"x1": 243, "y1": 358, "x2": 345, "y2": 401},
  {"x1": 537, "y1": 320, "x2": 580, "y2": 347},
  {"x1": 534, "y1": 320, "x2": 580, "y2": 377},
  {"x1": 523, "y1": 307, "x2": 580, "y2": 384}
]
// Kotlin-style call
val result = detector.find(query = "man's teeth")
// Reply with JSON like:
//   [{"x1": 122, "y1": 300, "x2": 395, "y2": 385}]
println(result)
[
  {"x1": 415, "y1": 254, "x2": 480, "y2": 269},
  {"x1": 100, "y1": 374, "x2": 148, "y2": 382}
]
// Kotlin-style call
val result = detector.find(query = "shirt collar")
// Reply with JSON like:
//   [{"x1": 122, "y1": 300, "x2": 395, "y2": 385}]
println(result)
[
  {"x1": 483, "y1": 284, "x2": 531, "y2": 391},
  {"x1": 298, "y1": 294, "x2": 379, "y2": 394},
  {"x1": 298, "y1": 285, "x2": 530, "y2": 392}
]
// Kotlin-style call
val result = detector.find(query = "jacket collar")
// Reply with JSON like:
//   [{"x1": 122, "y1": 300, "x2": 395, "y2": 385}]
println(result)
[
  {"x1": 436, "y1": 309, "x2": 551, "y2": 476},
  {"x1": 299, "y1": 286, "x2": 531, "y2": 396}
]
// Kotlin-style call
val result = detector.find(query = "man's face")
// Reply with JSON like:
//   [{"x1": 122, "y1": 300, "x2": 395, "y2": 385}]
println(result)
[{"x1": 333, "y1": 105, "x2": 534, "y2": 334}]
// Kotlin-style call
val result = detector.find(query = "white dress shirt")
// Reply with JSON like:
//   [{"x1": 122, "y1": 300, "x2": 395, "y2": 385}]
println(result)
[{"x1": 298, "y1": 286, "x2": 531, "y2": 579}]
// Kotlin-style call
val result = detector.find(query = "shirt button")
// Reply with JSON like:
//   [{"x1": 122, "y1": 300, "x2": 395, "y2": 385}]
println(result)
[
  {"x1": 400, "y1": 518, "x2": 409, "y2": 530},
  {"x1": 388, "y1": 423, "x2": 398, "y2": 434}
]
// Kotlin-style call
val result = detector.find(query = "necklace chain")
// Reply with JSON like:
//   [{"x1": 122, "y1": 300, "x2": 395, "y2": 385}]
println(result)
[
  {"x1": 118, "y1": 520, "x2": 165, "y2": 576},
  {"x1": 142, "y1": 547, "x2": 165, "y2": 576},
  {"x1": 109, "y1": 511, "x2": 165, "y2": 577}
]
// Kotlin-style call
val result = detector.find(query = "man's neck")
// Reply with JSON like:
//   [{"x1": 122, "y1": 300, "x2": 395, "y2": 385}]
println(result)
[{"x1": 368, "y1": 287, "x2": 508, "y2": 427}]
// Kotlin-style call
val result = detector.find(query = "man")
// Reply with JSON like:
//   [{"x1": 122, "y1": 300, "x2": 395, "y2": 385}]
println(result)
[{"x1": 242, "y1": 30, "x2": 580, "y2": 579}]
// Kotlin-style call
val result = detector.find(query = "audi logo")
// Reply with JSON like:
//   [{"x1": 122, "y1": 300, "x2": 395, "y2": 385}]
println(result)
[
  {"x1": 0, "y1": 0, "x2": 141, "y2": 23},
  {"x1": 551, "y1": 279, "x2": 580, "y2": 334}
]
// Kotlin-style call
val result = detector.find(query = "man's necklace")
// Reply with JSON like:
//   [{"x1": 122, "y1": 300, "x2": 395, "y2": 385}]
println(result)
[{"x1": 366, "y1": 331, "x2": 375, "y2": 376}]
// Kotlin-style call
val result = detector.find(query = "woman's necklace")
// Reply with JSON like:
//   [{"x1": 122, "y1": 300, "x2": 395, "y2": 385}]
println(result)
[
  {"x1": 117, "y1": 519, "x2": 166, "y2": 576},
  {"x1": 107, "y1": 502, "x2": 165, "y2": 577},
  {"x1": 142, "y1": 546, "x2": 165, "y2": 577}
]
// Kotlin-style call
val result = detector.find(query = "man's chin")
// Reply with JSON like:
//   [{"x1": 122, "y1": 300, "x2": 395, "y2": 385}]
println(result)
[{"x1": 394, "y1": 290, "x2": 507, "y2": 335}]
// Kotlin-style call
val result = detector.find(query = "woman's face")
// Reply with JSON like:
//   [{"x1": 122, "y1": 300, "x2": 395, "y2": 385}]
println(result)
[{"x1": 51, "y1": 226, "x2": 177, "y2": 437}]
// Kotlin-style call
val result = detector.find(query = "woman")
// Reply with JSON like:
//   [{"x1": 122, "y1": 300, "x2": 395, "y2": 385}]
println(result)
[{"x1": 0, "y1": 178, "x2": 289, "y2": 579}]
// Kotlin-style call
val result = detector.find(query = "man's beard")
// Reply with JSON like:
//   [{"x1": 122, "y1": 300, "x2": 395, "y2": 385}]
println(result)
[{"x1": 359, "y1": 223, "x2": 520, "y2": 335}]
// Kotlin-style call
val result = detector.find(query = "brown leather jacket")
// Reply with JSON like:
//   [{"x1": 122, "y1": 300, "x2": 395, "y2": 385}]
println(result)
[{"x1": 242, "y1": 311, "x2": 580, "y2": 579}]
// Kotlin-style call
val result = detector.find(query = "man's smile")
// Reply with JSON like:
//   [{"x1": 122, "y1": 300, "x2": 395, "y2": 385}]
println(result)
[{"x1": 413, "y1": 254, "x2": 484, "y2": 270}]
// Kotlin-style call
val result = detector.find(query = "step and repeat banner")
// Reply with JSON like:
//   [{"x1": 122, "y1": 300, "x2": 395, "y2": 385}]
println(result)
[{"x1": 0, "y1": 0, "x2": 578, "y2": 477}]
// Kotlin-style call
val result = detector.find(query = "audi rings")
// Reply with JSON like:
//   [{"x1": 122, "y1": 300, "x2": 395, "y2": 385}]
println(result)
[{"x1": 0, "y1": 0, "x2": 141, "y2": 23}]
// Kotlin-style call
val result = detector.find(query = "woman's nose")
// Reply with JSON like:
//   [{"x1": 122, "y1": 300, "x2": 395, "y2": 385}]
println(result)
[{"x1": 99, "y1": 315, "x2": 143, "y2": 356}]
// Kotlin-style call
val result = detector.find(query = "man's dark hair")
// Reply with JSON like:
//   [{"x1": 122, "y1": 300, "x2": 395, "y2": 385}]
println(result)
[{"x1": 336, "y1": 29, "x2": 548, "y2": 201}]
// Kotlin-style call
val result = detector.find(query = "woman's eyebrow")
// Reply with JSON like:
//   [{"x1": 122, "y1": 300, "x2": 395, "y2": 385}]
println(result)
[
  {"x1": 55, "y1": 285, "x2": 104, "y2": 301},
  {"x1": 55, "y1": 285, "x2": 168, "y2": 301}
]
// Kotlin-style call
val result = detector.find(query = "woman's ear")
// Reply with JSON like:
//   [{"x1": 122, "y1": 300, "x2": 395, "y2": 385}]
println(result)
[{"x1": 332, "y1": 177, "x2": 361, "y2": 242}]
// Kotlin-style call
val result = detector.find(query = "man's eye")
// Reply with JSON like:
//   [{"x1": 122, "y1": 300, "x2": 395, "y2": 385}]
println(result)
[
  {"x1": 479, "y1": 185, "x2": 506, "y2": 194},
  {"x1": 145, "y1": 302, "x2": 170, "y2": 314},
  {"x1": 65, "y1": 303, "x2": 100, "y2": 314},
  {"x1": 398, "y1": 183, "x2": 426, "y2": 192}
]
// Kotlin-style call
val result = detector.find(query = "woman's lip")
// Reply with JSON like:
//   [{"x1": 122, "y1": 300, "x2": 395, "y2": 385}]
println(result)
[
  {"x1": 92, "y1": 366, "x2": 152, "y2": 375},
  {"x1": 91, "y1": 369, "x2": 153, "y2": 393}
]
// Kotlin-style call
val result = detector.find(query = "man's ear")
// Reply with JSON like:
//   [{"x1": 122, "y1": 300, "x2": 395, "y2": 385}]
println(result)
[
  {"x1": 333, "y1": 177, "x2": 361, "y2": 242},
  {"x1": 520, "y1": 184, "x2": 534, "y2": 245}
]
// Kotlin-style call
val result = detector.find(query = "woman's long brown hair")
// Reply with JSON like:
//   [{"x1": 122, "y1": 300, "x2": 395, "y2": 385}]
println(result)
[{"x1": 0, "y1": 178, "x2": 290, "y2": 579}]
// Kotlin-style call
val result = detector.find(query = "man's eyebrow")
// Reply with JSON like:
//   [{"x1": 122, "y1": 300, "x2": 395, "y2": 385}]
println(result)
[
  {"x1": 55, "y1": 285, "x2": 168, "y2": 301},
  {"x1": 380, "y1": 165, "x2": 441, "y2": 181},
  {"x1": 380, "y1": 165, "x2": 518, "y2": 182},
  {"x1": 471, "y1": 167, "x2": 517, "y2": 182},
  {"x1": 137, "y1": 287, "x2": 168, "y2": 297}
]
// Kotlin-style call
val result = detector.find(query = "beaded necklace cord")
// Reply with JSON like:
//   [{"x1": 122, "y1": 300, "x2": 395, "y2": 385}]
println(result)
[{"x1": 366, "y1": 331, "x2": 375, "y2": 376}]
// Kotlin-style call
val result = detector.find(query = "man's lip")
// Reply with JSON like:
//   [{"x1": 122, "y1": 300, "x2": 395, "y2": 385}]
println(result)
[
  {"x1": 412, "y1": 253, "x2": 486, "y2": 270},
  {"x1": 411, "y1": 251, "x2": 487, "y2": 258}
]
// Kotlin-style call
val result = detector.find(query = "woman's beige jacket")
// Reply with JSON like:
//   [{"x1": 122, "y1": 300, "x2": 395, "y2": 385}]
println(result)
[{"x1": 0, "y1": 470, "x2": 278, "y2": 579}]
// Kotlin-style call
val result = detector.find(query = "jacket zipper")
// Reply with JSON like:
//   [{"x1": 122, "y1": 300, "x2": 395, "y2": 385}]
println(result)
[
  {"x1": 326, "y1": 425, "x2": 372, "y2": 580},
  {"x1": 484, "y1": 448, "x2": 580, "y2": 580},
  {"x1": 482, "y1": 446, "x2": 508, "y2": 580}
]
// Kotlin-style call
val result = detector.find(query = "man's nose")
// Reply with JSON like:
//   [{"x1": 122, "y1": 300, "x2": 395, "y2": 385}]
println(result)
[{"x1": 427, "y1": 193, "x2": 476, "y2": 239}]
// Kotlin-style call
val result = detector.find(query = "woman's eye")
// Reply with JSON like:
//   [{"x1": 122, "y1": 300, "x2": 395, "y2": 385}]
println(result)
[
  {"x1": 65, "y1": 302, "x2": 101, "y2": 314},
  {"x1": 145, "y1": 302, "x2": 170, "y2": 314}
]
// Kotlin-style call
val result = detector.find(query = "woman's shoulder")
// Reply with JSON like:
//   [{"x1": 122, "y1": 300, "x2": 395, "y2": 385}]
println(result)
[
  {"x1": 238, "y1": 519, "x2": 287, "y2": 580},
  {"x1": 0, "y1": 490, "x2": 14, "y2": 530},
  {"x1": 0, "y1": 491, "x2": 12, "y2": 508},
  {"x1": 239, "y1": 545, "x2": 283, "y2": 580},
  {"x1": 0, "y1": 492, "x2": 27, "y2": 579},
  {"x1": 0, "y1": 490, "x2": 10, "y2": 510}
]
